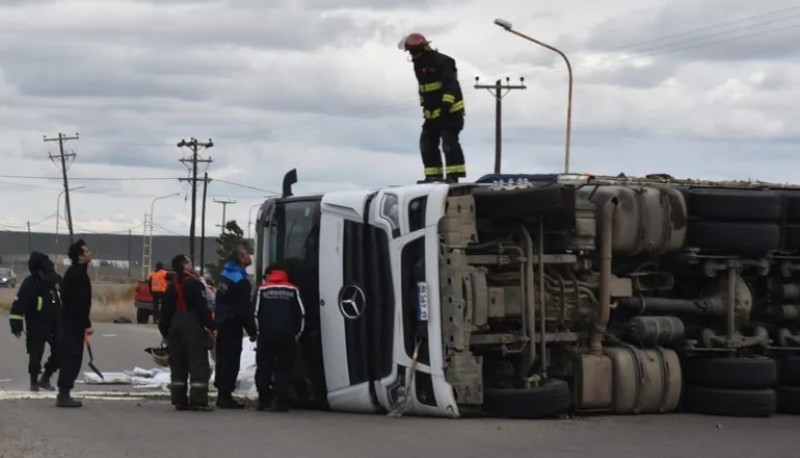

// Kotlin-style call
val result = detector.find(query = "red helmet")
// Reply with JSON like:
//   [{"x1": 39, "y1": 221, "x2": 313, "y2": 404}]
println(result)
[{"x1": 398, "y1": 33, "x2": 430, "y2": 52}]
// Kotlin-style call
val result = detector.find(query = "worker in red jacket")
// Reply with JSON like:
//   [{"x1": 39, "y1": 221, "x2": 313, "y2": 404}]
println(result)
[{"x1": 399, "y1": 32, "x2": 467, "y2": 184}]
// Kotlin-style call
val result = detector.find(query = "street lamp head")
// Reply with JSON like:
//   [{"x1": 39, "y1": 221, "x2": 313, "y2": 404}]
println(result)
[{"x1": 494, "y1": 18, "x2": 512, "y2": 31}]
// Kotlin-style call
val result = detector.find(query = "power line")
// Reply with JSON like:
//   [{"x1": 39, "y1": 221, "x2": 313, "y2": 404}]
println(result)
[
  {"x1": 474, "y1": 76, "x2": 527, "y2": 173},
  {"x1": 211, "y1": 178, "x2": 280, "y2": 195},
  {"x1": 0, "y1": 174, "x2": 179, "y2": 181}
]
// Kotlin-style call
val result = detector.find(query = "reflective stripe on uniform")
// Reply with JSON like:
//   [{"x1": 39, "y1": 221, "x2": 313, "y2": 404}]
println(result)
[
  {"x1": 419, "y1": 94, "x2": 424, "y2": 104},
  {"x1": 9, "y1": 314, "x2": 23, "y2": 320},
  {"x1": 424, "y1": 167, "x2": 444, "y2": 177},
  {"x1": 423, "y1": 108, "x2": 441, "y2": 119},
  {"x1": 445, "y1": 164, "x2": 467, "y2": 174},
  {"x1": 441, "y1": 93, "x2": 455, "y2": 104},
  {"x1": 37, "y1": 297, "x2": 43, "y2": 312},
  {"x1": 449, "y1": 100, "x2": 465, "y2": 113},
  {"x1": 419, "y1": 81, "x2": 443, "y2": 93}
]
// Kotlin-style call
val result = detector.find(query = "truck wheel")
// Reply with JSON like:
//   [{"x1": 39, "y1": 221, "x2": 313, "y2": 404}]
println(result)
[
  {"x1": 683, "y1": 386, "x2": 776, "y2": 417},
  {"x1": 685, "y1": 188, "x2": 781, "y2": 220},
  {"x1": 778, "y1": 355, "x2": 800, "y2": 386},
  {"x1": 136, "y1": 308, "x2": 150, "y2": 325},
  {"x1": 483, "y1": 379, "x2": 571, "y2": 419},
  {"x1": 473, "y1": 184, "x2": 565, "y2": 219},
  {"x1": 683, "y1": 357, "x2": 777, "y2": 390},
  {"x1": 687, "y1": 222, "x2": 780, "y2": 252},
  {"x1": 777, "y1": 386, "x2": 800, "y2": 414}
]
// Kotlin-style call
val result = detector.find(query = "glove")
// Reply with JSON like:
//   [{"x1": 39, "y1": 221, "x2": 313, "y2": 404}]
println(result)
[{"x1": 249, "y1": 334, "x2": 257, "y2": 343}]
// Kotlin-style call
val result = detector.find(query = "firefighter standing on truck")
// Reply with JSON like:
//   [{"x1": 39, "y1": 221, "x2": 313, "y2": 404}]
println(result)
[
  {"x1": 213, "y1": 246, "x2": 258, "y2": 409},
  {"x1": 254, "y1": 264, "x2": 305, "y2": 412},
  {"x1": 399, "y1": 32, "x2": 466, "y2": 184},
  {"x1": 158, "y1": 254, "x2": 215, "y2": 411},
  {"x1": 148, "y1": 262, "x2": 168, "y2": 324},
  {"x1": 8, "y1": 252, "x2": 62, "y2": 392}
]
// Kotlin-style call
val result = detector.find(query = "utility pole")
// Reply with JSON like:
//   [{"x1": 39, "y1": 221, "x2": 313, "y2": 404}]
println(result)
[
  {"x1": 214, "y1": 198, "x2": 236, "y2": 234},
  {"x1": 177, "y1": 138, "x2": 213, "y2": 262},
  {"x1": 27, "y1": 221, "x2": 31, "y2": 252},
  {"x1": 44, "y1": 132, "x2": 79, "y2": 241},
  {"x1": 473, "y1": 77, "x2": 526, "y2": 173},
  {"x1": 200, "y1": 172, "x2": 209, "y2": 277},
  {"x1": 128, "y1": 229, "x2": 132, "y2": 278}
]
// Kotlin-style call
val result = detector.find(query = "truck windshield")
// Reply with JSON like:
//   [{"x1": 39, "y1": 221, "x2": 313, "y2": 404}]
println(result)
[{"x1": 268, "y1": 199, "x2": 320, "y2": 267}]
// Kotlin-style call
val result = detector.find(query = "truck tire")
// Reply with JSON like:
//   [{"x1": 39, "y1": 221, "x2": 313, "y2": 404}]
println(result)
[
  {"x1": 685, "y1": 188, "x2": 781, "y2": 221},
  {"x1": 778, "y1": 191, "x2": 800, "y2": 222},
  {"x1": 473, "y1": 184, "x2": 565, "y2": 219},
  {"x1": 683, "y1": 386, "x2": 776, "y2": 417},
  {"x1": 687, "y1": 222, "x2": 780, "y2": 252},
  {"x1": 136, "y1": 308, "x2": 150, "y2": 325},
  {"x1": 483, "y1": 379, "x2": 571, "y2": 419},
  {"x1": 778, "y1": 355, "x2": 800, "y2": 386},
  {"x1": 683, "y1": 357, "x2": 777, "y2": 390},
  {"x1": 777, "y1": 386, "x2": 800, "y2": 414},
  {"x1": 783, "y1": 226, "x2": 800, "y2": 251}
]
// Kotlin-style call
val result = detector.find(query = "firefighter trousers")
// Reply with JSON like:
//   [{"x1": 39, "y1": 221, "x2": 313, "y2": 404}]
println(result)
[
  {"x1": 213, "y1": 320, "x2": 243, "y2": 395},
  {"x1": 168, "y1": 311, "x2": 212, "y2": 407},
  {"x1": 26, "y1": 326, "x2": 59, "y2": 376},
  {"x1": 420, "y1": 115, "x2": 466, "y2": 179},
  {"x1": 56, "y1": 323, "x2": 84, "y2": 391},
  {"x1": 152, "y1": 292, "x2": 164, "y2": 324},
  {"x1": 255, "y1": 334, "x2": 296, "y2": 409}
]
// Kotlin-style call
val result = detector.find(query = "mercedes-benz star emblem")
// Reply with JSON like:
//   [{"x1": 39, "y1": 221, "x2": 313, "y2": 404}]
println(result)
[{"x1": 338, "y1": 284, "x2": 366, "y2": 320}]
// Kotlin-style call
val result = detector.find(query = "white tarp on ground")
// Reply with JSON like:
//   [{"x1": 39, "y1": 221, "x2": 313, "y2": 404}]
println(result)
[{"x1": 82, "y1": 337, "x2": 259, "y2": 399}]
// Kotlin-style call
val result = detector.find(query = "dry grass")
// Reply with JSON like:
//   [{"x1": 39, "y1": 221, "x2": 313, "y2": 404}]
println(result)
[{"x1": 0, "y1": 284, "x2": 138, "y2": 323}]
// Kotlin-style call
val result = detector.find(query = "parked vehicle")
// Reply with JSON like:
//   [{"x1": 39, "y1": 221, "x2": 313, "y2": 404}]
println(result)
[
  {"x1": 251, "y1": 169, "x2": 800, "y2": 419},
  {"x1": 0, "y1": 267, "x2": 17, "y2": 288}
]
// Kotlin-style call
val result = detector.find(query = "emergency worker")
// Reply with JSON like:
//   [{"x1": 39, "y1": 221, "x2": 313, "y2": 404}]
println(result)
[
  {"x1": 159, "y1": 254, "x2": 215, "y2": 411},
  {"x1": 399, "y1": 32, "x2": 467, "y2": 183},
  {"x1": 213, "y1": 246, "x2": 257, "y2": 409},
  {"x1": 8, "y1": 252, "x2": 62, "y2": 392},
  {"x1": 57, "y1": 239, "x2": 93, "y2": 408},
  {"x1": 253, "y1": 264, "x2": 305, "y2": 412},
  {"x1": 148, "y1": 262, "x2": 168, "y2": 324}
]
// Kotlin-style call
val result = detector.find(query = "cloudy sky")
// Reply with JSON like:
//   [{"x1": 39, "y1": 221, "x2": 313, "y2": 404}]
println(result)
[{"x1": 1, "y1": 0, "x2": 799, "y2": 241}]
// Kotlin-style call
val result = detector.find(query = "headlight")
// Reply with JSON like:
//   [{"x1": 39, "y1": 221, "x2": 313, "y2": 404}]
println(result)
[{"x1": 379, "y1": 193, "x2": 400, "y2": 230}]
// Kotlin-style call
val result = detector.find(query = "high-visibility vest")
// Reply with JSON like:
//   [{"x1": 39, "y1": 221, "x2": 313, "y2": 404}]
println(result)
[{"x1": 149, "y1": 270, "x2": 168, "y2": 293}]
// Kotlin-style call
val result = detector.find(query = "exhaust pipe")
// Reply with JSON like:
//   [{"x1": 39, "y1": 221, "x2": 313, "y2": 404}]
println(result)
[
  {"x1": 282, "y1": 168, "x2": 298, "y2": 197},
  {"x1": 590, "y1": 198, "x2": 616, "y2": 355}
]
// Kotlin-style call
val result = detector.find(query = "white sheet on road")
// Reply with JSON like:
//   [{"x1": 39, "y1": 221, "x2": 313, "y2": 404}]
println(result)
[{"x1": 81, "y1": 337, "x2": 259, "y2": 399}]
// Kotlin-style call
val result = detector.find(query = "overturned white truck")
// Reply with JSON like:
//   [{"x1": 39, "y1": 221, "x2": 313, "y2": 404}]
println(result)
[{"x1": 253, "y1": 169, "x2": 800, "y2": 418}]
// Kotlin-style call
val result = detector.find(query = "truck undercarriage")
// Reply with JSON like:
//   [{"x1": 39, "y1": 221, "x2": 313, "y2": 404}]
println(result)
[{"x1": 438, "y1": 173, "x2": 800, "y2": 418}]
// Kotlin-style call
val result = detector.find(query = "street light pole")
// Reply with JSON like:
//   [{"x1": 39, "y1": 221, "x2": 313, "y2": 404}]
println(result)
[
  {"x1": 247, "y1": 202, "x2": 263, "y2": 241},
  {"x1": 494, "y1": 18, "x2": 574, "y2": 174},
  {"x1": 143, "y1": 192, "x2": 182, "y2": 278},
  {"x1": 54, "y1": 185, "x2": 85, "y2": 270}
]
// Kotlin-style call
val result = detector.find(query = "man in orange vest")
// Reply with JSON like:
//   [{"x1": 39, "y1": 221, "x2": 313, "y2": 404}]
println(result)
[{"x1": 148, "y1": 262, "x2": 168, "y2": 325}]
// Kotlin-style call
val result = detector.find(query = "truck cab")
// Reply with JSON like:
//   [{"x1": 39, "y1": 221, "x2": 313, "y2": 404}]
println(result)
[{"x1": 254, "y1": 173, "x2": 460, "y2": 417}]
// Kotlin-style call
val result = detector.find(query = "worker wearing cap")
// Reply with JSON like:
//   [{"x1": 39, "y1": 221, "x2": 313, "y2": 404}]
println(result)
[
  {"x1": 148, "y1": 262, "x2": 168, "y2": 324},
  {"x1": 8, "y1": 251, "x2": 63, "y2": 392},
  {"x1": 399, "y1": 32, "x2": 467, "y2": 184}
]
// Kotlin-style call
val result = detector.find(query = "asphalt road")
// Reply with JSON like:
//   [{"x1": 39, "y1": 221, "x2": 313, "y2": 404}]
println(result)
[{"x1": 1, "y1": 316, "x2": 798, "y2": 458}]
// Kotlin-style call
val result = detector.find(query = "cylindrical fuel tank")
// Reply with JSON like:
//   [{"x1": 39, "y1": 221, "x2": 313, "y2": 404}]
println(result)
[
  {"x1": 623, "y1": 316, "x2": 686, "y2": 346},
  {"x1": 578, "y1": 185, "x2": 688, "y2": 255},
  {"x1": 604, "y1": 345, "x2": 682, "y2": 414}
]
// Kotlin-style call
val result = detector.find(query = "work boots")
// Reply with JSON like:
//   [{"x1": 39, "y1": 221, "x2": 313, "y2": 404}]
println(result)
[
  {"x1": 56, "y1": 389, "x2": 82, "y2": 408},
  {"x1": 170, "y1": 381, "x2": 190, "y2": 411},
  {"x1": 189, "y1": 382, "x2": 214, "y2": 411},
  {"x1": 38, "y1": 371, "x2": 55, "y2": 391},
  {"x1": 216, "y1": 391, "x2": 245, "y2": 409},
  {"x1": 29, "y1": 374, "x2": 39, "y2": 392}
]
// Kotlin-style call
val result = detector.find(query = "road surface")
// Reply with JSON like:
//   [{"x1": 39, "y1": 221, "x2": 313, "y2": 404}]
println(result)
[{"x1": 0, "y1": 316, "x2": 798, "y2": 458}]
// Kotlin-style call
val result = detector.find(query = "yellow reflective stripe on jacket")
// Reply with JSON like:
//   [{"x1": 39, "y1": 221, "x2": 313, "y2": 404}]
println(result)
[
  {"x1": 449, "y1": 100, "x2": 465, "y2": 113},
  {"x1": 441, "y1": 93, "x2": 455, "y2": 104},
  {"x1": 9, "y1": 314, "x2": 23, "y2": 320},
  {"x1": 419, "y1": 94, "x2": 424, "y2": 104},
  {"x1": 419, "y1": 82, "x2": 443, "y2": 93},
  {"x1": 423, "y1": 108, "x2": 442, "y2": 119},
  {"x1": 445, "y1": 164, "x2": 467, "y2": 174},
  {"x1": 37, "y1": 297, "x2": 43, "y2": 312},
  {"x1": 424, "y1": 166, "x2": 443, "y2": 176}
]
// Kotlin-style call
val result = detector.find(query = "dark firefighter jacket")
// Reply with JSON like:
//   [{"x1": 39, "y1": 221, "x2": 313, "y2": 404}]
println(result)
[
  {"x1": 9, "y1": 252, "x2": 62, "y2": 337},
  {"x1": 214, "y1": 261, "x2": 257, "y2": 336},
  {"x1": 61, "y1": 262, "x2": 92, "y2": 330},
  {"x1": 414, "y1": 49, "x2": 465, "y2": 121},
  {"x1": 159, "y1": 272, "x2": 215, "y2": 337},
  {"x1": 254, "y1": 269, "x2": 305, "y2": 339}
]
